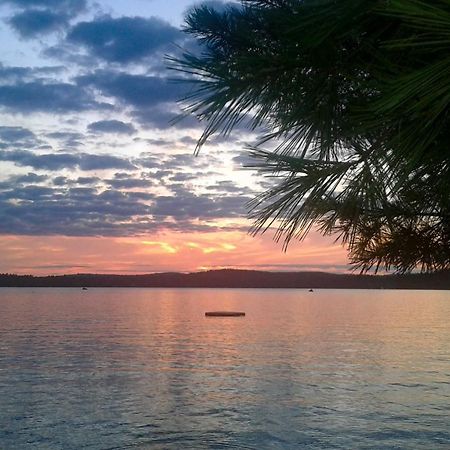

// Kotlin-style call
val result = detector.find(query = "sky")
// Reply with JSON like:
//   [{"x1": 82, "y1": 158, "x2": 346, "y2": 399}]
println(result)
[{"x1": 0, "y1": 0, "x2": 349, "y2": 275}]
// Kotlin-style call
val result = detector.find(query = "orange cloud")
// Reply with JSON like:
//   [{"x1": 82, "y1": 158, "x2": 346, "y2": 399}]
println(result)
[{"x1": 141, "y1": 240, "x2": 178, "y2": 254}]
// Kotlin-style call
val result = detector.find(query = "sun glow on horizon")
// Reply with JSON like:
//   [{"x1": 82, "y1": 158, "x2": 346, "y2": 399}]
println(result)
[{"x1": 0, "y1": 230, "x2": 349, "y2": 276}]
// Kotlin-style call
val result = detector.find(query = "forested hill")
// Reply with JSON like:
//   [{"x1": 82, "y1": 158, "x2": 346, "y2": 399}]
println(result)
[{"x1": 0, "y1": 269, "x2": 449, "y2": 289}]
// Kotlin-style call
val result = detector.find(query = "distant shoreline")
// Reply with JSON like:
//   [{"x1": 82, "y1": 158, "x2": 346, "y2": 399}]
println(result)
[{"x1": 1, "y1": 269, "x2": 448, "y2": 290}]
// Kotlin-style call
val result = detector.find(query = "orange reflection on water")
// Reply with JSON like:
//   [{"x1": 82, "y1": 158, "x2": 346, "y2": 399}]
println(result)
[{"x1": 1, "y1": 287, "x2": 449, "y2": 443}]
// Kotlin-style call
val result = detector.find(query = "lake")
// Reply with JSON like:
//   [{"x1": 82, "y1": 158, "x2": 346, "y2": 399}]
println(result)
[{"x1": 0, "y1": 288, "x2": 449, "y2": 449}]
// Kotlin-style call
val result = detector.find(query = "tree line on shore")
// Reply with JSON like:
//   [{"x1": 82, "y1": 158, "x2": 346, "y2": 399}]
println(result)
[{"x1": 0, "y1": 269, "x2": 448, "y2": 289}]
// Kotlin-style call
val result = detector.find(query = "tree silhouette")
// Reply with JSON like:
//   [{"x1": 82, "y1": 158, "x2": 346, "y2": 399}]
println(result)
[{"x1": 169, "y1": 0, "x2": 450, "y2": 273}]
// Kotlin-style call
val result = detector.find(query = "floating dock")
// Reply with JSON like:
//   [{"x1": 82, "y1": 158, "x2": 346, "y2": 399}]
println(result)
[{"x1": 205, "y1": 311, "x2": 245, "y2": 317}]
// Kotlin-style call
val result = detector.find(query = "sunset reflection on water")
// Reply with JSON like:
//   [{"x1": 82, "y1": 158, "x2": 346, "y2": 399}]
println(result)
[{"x1": 0, "y1": 288, "x2": 449, "y2": 449}]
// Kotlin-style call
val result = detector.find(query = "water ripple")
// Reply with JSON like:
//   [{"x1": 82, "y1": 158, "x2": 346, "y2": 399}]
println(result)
[{"x1": 0, "y1": 288, "x2": 449, "y2": 449}]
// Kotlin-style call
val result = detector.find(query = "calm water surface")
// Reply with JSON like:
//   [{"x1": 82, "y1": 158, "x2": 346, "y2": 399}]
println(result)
[{"x1": 0, "y1": 288, "x2": 449, "y2": 449}]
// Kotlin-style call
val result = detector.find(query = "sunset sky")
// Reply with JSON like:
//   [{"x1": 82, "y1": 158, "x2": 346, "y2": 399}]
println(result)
[{"x1": 0, "y1": 0, "x2": 349, "y2": 275}]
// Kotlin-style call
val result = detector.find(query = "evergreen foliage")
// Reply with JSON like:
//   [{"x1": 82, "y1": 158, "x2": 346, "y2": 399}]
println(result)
[{"x1": 169, "y1": 0, "x2": 450, "y2": 273}]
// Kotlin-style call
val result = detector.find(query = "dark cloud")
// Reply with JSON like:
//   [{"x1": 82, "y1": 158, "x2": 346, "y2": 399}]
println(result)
[
  {"x1": 1, "y1": 184, "x2": 55, "y2": 200},
  {"x1": 0, "y1": 64, "x2": 65, "y2": 83},
  {"x1": 106, "y1": 177, "x2": 153, "y2": 189},
  {"x1": 0, "y1": 65, "x2": 30, "y2": 82},
  {"x1": 76, "y1": 70, "x2": 201, "y2": 130},
  {"x1": 113, "y1": 172, "x2": 131, "y2": 179},
  {"x1": 206, "y1": 180, "x2": 254, "y2": 195},
  {"x1": 43, "y1": 43, "x2": 98, "y2": 66},
  {"x1": 0, "y1": 0, "x2": 254, "y2": 240},
  {"x1": 0, "y1": 149, "x2": 135, "y2": 171},
  {"x1": 0, "y1": 169, "x2": 249, "y2": 236},
  {"x1": 127, "y1": 191, "x2": 154, "y2": 201},
  {"x1": 8, "y1": 9, "x2": 66, "y2": 38},
  {"x1": 132, "y1": 153, "x2": 217, "y2": 182},
  {"x1": 132, "y1": 106, "x2": 201, "y2": 130},
  {"x1": 179, "y1": 136, "x2": 198, "y2": 146},
  {"x1": 67, "y1": 15, "x2": 181, "y2": 63},
  {"x1": 135, "y1": 154, "x2": 160, "y2": 169},
  {"x1": 15, "y1": 173, "x2": 48, "y2": 184},
  {"x1": 0, "y1": 126, "x2": 34, "y2": 142},
  {"x1": 0, "y1": 149, "x2": 78, "y2": 170},
  {"x1": 75, "y1": 176, "x2": 100, "y2": 185},
  {"x1": 88, "y1": 119, "x2": 136, "y2": 135},
  {"x1": 3, "y1": 0, "x2": 86, "y2": 14},
  {"x1": 168, "y1": 172, "x2": 199, "y2": 182},
  {"x1": 46, "y1": 131, "x2": 84, "y2": 148},
  {"x1": 135, "y1": 137, "x2": 171, "y2": 147},
  {"x1": 53, "y1": 176, "x2": 67, "y2": 186},
  {"x1": 0, "y1": 183, "x2": 153, "y2": 236},
  {"x1": 152, "y1": 185, "x2": 249, "y2": 220},
  {"x1": 153, "y1": 169, "x2": 173, "y2": 180},
  {"x1": 0, "y1": 81, "x2": 107, "y2": 113},
  {"x1": 78, "y1": 154, "x2": 136, "y2": 171},
  {"x1": 163, "y1": 153, "x2": 218, "y2": 170},
  {"x1": 78, "y1": 71, "x2": 189, "y2": 107},
  {"x1": 0, "y1": 172, "x2": 47, "y2": 189}
]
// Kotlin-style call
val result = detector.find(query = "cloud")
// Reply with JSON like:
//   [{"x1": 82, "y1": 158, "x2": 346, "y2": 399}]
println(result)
[
  {"x1": 0, "y1": 65, "x2": 31, "y2": 82},
  {"x1": 5, "y1": 0, "x2": 87, "y2": 37},
  {"x1": 0, "y1": 63, "x2": 65, "y2": 83},
  {"x1": 168, "y1": 172, "x2": 199, "y2": 182},
  {"x1": 47, "y1": 131, "x2": 83, "y2": 141},
  {"x1": 3, "y1": 0, "x2": 86, "y2": 14},
  {"x1": 152, "y1": 185, "x2": 249, "y2": 220},
  {"x1": 106, "y1": 177, "x2": 153, "y2": 190},
  {"x1": 0, "y1": 165, "x2": 250, "y2": 236},
  {"x1": 0, "y1": 172, "x2": 47, "y2": 189},
  {"x1": 0, "y1": 150, "x2": 78, "y2": 170},
  {"x1": 75, "y1": 176, "x2": 99, "y2": 185},
  {"x1": 67, "y1": 15, "x2": 181, "y2": 64},
  {"x1": 131, "y1": 106, "x2": 201, "y2": 130},
  {"x1": 0, "y1": 186, "x2": 152, "y2": 236},
  {"x1": 0, "y1": 126, "x2": 35, "y2": 142},
  {"x1": 0, "y1": 190, "x2": 248, "y2": 235},
  {"x1": 15, "y1": 173, "x2": 48, "y2": 183},
  {"x1": 0, "y1": 0, "x2": 256, "y2": 243},
  {"x1": 53, "y1": 176, "x2": 68, "y2": 186},
  {"x1": 206, "y1": 180, "x2": 254, "y2": 195},
  {"x1": 79, "y1": 154, "x2": 136, "y2": 171},
  {"x1": 88, "y1": 119, "x2": 136, "y2": 135},
  {"x1": 78, "y1": 71, "x2": 188, "y2": 107},
  {"x1": 0, "y1": 149, "x2": 136, "y2": 171},
  {"x1": 134, "y1": 153, "x2": 160, "y2": 169},
  {"x1": 46, "y1": 131, "x2": 84, "y2": 148},
  {"x1": 76, "y1": 70, "x2": 200, "y2": 130},
  {"x1": 8, "y1": 9, "x2": 67, "y2": 38},
  {"x1": 104, "y1": 172, "x2": 155, "y2": 191},
  {"x1": 0, "y1": 81, "x2": 107, "y2": 113}
]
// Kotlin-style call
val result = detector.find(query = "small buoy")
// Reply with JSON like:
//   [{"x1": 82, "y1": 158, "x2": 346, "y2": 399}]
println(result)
[{"x1": 205, "y1": 311, "x2": 245, "y2": 317}]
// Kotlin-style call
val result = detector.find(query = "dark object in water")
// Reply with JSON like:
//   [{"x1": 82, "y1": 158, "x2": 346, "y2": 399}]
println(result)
[
  {"x1": 82, "y1": 287, "x2": 88, "y2": 290},
  {"x1": 309, "y1": 289, "x2": 314, "y2": 292},
  {"x1": 205, "y1": 311, "x2": 245, "y2": 317}
]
